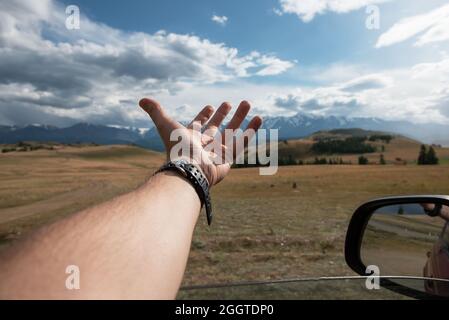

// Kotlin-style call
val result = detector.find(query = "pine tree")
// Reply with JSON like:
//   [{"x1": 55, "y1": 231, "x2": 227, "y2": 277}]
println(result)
[
  {"x1": 417, "y1": 145, "x2": 439, "y2": 165},
  {"x1": 417, "y1": 145, "x2": 427, "y2": 165},
  {"x1": 426, "y1": 146, "x2": 439, "y2": 165}
]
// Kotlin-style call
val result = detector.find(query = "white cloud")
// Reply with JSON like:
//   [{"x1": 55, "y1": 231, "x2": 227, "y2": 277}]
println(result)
[
  {"x1": 1, "y1": 0, "x2": 447, "y2": 128},
  {"x1": 299, "y1": 63, "x2": 364, "y2": 84},
  {"x1": 264, "y1": 59, "x2": 449, "y2": 124},
  {"x1": 273, "y1": 8, "x2": 284, "y2": 16},
  {"x1": 376, "y1": 3, "x2": 449, "y2": 48},
  {"x1": 255, "y1": 55, "x2": 295, "y2": 76},
  {"x1": 340, "y1": 74, "x2": 392, "y2": 92},
  {"x1": 279, "y1": 0, "x2": 390, "y2": 22},
  {"x1": 211, "y1": 15, "x2": 228, "y2": 26},
  {"x1": 0, "y1": 0, "x2": 293, "y2": 126},
  {"x1": 95, "y1": 57, "x2": 449, "y2": 125}
]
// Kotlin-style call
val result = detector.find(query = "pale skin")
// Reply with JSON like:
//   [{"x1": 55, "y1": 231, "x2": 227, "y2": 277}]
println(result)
[
  {"x1": 421, "y1": 203, "x2": 449, "y2": 221},
  {"x1": 0, "y1": 98, "x2": 262, "y2": 299}
]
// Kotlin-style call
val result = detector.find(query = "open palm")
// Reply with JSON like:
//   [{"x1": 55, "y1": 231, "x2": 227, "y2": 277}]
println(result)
[{"x1": 139, "y1": 98, "x2": 262, "y2": 186}]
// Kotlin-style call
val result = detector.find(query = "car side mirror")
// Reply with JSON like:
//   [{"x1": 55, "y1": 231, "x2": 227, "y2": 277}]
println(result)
[{"x1": 345, "y1": 195, "x2": 449, "y2": 299}]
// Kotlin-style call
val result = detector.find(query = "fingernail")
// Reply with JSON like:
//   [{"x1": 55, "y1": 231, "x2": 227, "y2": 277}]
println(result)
[
  {"x1": 139, "y1": 98, "x2": 155, "y2": 113},
  {"x1": 139, "y1": 98, "x2": 150, "y2": 108}
]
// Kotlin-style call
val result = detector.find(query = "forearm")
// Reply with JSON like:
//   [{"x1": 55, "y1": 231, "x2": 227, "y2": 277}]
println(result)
[{"x1": 0, "y1": 171, "x2": 201, "y2": 299}]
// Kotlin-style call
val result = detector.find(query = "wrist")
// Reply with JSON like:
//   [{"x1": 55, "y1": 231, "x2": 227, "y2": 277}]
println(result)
[
  {"x1": 144, "y1": 171, "x2": 202, "y2": 213},
  {"x1": 168, "y1": 156, "x2": 214, "y2": 187},
  {"x1": 155, "y1": 160, "x2": 213, "y2": 225}
]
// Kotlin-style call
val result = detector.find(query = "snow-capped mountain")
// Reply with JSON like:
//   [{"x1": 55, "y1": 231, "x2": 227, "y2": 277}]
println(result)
[
  {"x1": 0, "y1": 123, "x2": 143, "y2": 146},
  {"x1": 1, "y1": 113, "x2": 448, "y2": 150},
  {"x1": 260, "y1": 113, "x2": 449, "y2": 145}
]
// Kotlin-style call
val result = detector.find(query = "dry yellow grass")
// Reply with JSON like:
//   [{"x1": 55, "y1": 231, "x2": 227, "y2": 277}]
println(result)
[
  {"x1": 0, "y1": 145, "x2": 164, "y2": 241},
  {"x1": 1, "y1": 145, "x2": 449, "y2": 299}
]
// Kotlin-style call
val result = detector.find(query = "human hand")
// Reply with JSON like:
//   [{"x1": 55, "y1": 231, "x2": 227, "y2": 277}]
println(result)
[
  {"x1": 421, "y1": 203, "x2": 435, "y2": 212},
  {"x1": 139, "y1": 98, "x2": 262, "y2": 186}
]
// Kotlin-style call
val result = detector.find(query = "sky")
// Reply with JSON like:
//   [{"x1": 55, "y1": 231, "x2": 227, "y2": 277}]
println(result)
[{"x1": 1, "y1": 0, "x2": 449, "y2": 128}]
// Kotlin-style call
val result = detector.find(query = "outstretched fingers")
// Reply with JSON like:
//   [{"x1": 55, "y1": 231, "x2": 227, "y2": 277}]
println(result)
[
  {"x1": 233, "y1": 116, "x2": 263, "y2": 159},
  {"x1": 204, "y1": 102, "x2": 232, "y2": 138},
  {"x1": 188, "y1": 105, "x2": 214, "y2": 129},
  {"x1": 225, "y1": 100, "x2": 251, "y2": 131},
  {"x1": 246, "y1": 115, "x2": 263, "y2": 132},
  {"x1": 222, "y1": 100, "x2": 251, "y2": 145}
]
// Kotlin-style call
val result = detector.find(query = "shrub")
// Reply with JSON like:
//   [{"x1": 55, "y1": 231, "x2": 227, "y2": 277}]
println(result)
[{"x1": 358, "y1": 155, "x2": 369, "y2": 165}]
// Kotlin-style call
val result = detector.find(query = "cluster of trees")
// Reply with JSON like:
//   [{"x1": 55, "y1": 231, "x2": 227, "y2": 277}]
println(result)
[
  {"x1": 233, "y1": 155, "x2": 350, "y2": 168},
  {"x1": 232, "y1": 157, "x2": 267, "y2": 169},
  {"x1": 278, "y1": 156, "x2": 350, "y2": 166},
  {"x1": 278, "y1": 155, "x2": 298, "y2": 166},
  {"x1": 368, "y1": 134, "x2": 393, "y2": 144},
  {"x1": 357, "y1": 154, "x2": 387, "y2": 165},
  {"x1": 417, "y1": 145, "x2": 439, "y2": 165},
  {"x1": 310, "y1": 157, "x2": 347, "y2": 165},
  {"x1": 1, "y1": 141, "x2": 55, "y2": 153},
  {"x1": 279, "y1": 156, "x2": 354, "y2": 166},
  {"x1": 312, "y1": 137, "x2": 376, "y2": 154},
  {"x1": 233, "y1": 142, "x2": 440, "y2": 169},
  {"x1": 1, "y1": 141, "x2": 101, "y2": 153}
]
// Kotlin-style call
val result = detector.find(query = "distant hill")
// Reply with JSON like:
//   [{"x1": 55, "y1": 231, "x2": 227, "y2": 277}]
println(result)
[
  {"x1": 277, "y1": 128, "x2": 449, "y2": 165},
  {"x1": 2, "y1": 127, "x2": 449, "y2": 165}
]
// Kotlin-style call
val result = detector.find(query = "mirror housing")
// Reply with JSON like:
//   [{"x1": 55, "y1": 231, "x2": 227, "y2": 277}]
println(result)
[{"x1": 345, "y1": 195, "x2": 449, "y2": 299}]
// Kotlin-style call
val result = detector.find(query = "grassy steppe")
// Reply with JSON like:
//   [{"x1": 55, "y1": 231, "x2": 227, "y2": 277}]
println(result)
[{"x1": 1, "y1": 144, "x2": 449, "y2": 299}]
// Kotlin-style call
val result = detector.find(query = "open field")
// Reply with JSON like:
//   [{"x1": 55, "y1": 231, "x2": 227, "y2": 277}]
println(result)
[
  {"x1": 0, "y1": 145, "x2": 164, "y2": 239},
  {"x1": 1, "y1": 145, "x2": 449, "y2": 299}
]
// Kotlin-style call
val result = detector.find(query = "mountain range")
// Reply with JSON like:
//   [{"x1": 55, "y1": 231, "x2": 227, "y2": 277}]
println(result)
[{"x1": 1, "y1": 113, "x2": 448, "y2": 151}]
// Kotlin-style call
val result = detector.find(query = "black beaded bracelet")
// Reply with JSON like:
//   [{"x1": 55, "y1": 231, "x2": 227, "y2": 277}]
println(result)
[{"x1": 155, "y1": 159, "x2": 213, "y2": 225}]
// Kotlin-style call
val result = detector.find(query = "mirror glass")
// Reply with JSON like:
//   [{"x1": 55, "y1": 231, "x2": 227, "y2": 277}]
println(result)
[{"x1": 361, "y1": 202, "x2": 449, "y2": 297}]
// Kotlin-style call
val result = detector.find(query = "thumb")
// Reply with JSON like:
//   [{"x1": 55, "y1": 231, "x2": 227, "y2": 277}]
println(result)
[
  {"x1": 139, "y1": 98, "x2": 166, "y2": 125},
  {"x1": 139, "y1": 98, "x2": 180, "y2": 143}
]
